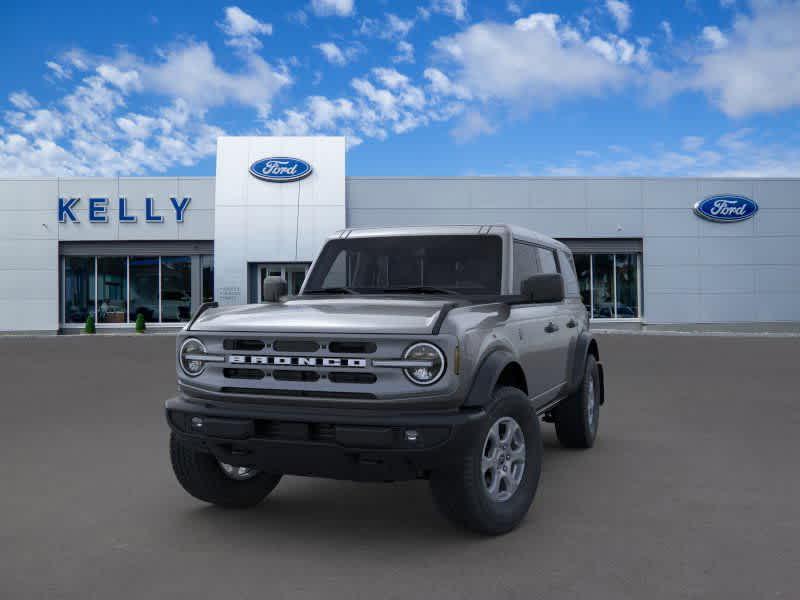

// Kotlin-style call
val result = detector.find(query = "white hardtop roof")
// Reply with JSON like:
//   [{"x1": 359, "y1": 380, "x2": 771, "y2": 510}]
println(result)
[{"x1": 331, "y1": 224, "x2": 570, "y2": 252}]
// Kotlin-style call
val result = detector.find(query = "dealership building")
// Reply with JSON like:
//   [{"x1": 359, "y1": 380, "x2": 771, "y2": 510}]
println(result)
[{"x1": 0, "y1": 135, "x2": 798, "y2": 334}]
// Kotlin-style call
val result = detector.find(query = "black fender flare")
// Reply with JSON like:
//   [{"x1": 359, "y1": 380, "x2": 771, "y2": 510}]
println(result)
[
  {"x1": 568, "y1": 332, "x2": 604, "y2": 404},
  {"x1": 462, "y1": 349, "x2": 518, "y2": 410}
]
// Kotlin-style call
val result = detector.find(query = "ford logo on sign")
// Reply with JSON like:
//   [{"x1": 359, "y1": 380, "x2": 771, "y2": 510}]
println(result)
[
  {"x1": 249, "y1": 157, "x2": 312, "y2": 182},
  {"x1": 693, "y1": 195, "x2": 758, "y2": 223}
]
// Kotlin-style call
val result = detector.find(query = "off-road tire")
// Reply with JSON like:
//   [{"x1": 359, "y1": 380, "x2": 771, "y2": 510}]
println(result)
[
  {"x1": 170, "y1": 434, "x2": 282, "y2": 508},
  {"x1": 553, "y1": 354, "x2": 600, "y2": 449},
  {"x1": 430, "y1": 386, "x2": 542, "y2": 535}
]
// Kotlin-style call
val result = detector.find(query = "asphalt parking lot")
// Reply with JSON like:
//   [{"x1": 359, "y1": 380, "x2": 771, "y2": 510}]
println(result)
[{"x1": 1, "y1": 333, "x2": 798, "y2": 599}]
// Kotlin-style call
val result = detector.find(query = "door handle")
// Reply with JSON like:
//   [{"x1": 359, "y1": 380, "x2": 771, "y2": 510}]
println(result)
[
  {"x1": 544, "y1": 322, "x2": 559, "y2": 333},
  {"x1": 566, "y1": 319, "x2": 577, "y2": 328}
]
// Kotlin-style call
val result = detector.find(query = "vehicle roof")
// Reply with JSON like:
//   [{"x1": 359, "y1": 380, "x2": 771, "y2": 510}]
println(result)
[{"x1": 330, "y1": 225, "x2": 570, "y2": 253}]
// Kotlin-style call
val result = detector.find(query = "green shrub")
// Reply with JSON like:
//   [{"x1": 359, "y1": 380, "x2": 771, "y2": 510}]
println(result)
[
  {"x1": 135, "y1": 313, "x2": 146, "y2": 333},
  {"x1": 84, "y1": 314, "x2": 96, "y2": 334}
]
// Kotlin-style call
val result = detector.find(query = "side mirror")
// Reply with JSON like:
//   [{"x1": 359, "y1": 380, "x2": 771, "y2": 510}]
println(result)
[
  {"x1": 262, "y1": 276, "x2": 288, "y2": 303},
  {"x1": 521, "y1": 273, "x2": 565, "y2": 303}
]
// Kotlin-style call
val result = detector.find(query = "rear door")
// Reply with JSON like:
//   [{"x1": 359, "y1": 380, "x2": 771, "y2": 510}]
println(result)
[{"x1": 534, "y1": 246, "x2": 572, "y2": 395}]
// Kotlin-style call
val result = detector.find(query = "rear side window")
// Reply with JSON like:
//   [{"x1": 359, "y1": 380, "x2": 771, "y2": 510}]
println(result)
[
  {"x1": 537, "y1": 247, "x2": 559, "y2": 274},
  {"x1": 558, "y1": 249, "x2": 580, "y2": 298},
  {"x1": 513, "y1": 242, "x2": 541, "y2": 293}
]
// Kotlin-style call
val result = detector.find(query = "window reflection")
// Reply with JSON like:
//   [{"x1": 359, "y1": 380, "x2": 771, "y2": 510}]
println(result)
[
  {"x1": 591, "y1": 254, "x2": 614, "y2": 318},
  {"x1": 615, "y1": 254, "x2": 639, "y2": 318},
  {"x1": 97, "y1": 257, "x2": 127, "y2": 323},
  {"x1": 130, "y1": 256, "x2": 159, "y2": 322},
  {"x1": 573, "y1": 252, "x2": 641, "y2": 319},
  {"x1": 64, "y1": 256, "x2": 95, "y2": 323},
  {"x1": 161, "y1": 256, "x2": 191, "y2": 322},
  {"x1": 201, "y1": 255, "x2": 214, "y2": 303}
]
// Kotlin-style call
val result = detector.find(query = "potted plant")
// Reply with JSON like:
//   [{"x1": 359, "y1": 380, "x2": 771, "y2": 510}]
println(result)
[
  {"x1": 84, "y1": 314, "x2": 96, "y2": 334},
  {"x1": 135, "y1": 313, "x2": 146, "y2": 333}
]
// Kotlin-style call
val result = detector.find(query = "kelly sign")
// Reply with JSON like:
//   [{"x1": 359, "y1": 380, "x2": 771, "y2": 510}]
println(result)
[{"x1": 58, "y1": 197, "x2": 191, "y2": 223}]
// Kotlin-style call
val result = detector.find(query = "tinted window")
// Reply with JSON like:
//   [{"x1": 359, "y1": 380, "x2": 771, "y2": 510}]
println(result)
[
  {"x1": 305, "y1": 235, "x2": 503, "y2": 294},
  {"x1": 513, "y1": 242, "x2": 540, "y2": 293},
  {"x1": 537, "y1": 247, "x2": 559, "y2": 274}
]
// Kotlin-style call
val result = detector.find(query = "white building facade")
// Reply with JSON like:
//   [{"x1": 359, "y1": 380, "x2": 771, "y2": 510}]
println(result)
[{"x1": 0, "y1": 136, "x2": 798, "y2": 333}]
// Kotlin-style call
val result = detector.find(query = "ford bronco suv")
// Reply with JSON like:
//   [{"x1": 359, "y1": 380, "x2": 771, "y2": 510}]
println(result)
[{"x1": 166, "y1": 225, "x2": 604, "y2": 534}]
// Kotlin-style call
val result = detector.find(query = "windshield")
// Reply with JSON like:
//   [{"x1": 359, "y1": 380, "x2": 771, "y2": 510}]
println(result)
[{"x1": 303, "y1": 235, "x2": 502, "y2": 295}]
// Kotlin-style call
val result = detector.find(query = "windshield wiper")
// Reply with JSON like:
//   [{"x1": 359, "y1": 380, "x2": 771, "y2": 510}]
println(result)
[
  {"x1": 380, "y1": 286, "x2": 461, "y2": 296},
  {"x1": 303, "y1": 286, "x2": 360, "y2": 295}
]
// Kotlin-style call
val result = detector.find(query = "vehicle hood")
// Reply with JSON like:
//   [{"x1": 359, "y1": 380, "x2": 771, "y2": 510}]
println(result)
[{"x1": 189, "y1": 297, "x2": 456, "y2": 335}]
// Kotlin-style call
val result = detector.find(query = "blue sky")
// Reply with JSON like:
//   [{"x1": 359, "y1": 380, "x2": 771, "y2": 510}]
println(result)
[{"x1": 1, "y1": 0, "x2": 798, "y2": 177}]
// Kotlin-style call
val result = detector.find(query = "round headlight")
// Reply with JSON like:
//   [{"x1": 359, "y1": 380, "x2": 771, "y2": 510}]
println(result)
[
  {"x1": 179, "y1": 338, "x2": 207, "y2": 377},
  {"x1": 403, "y1": 342, "x2": 446, "y2": 385}
]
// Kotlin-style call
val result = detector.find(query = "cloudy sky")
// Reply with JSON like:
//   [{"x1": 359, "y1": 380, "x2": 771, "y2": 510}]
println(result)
[{"x1": 1, "y1": 0, "x2": 799, "y2": 177}]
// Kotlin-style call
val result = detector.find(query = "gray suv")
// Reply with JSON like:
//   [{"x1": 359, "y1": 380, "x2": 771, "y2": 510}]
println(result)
[{"x1": 166, "y1": 225, "x2": 605, "y2": 534}]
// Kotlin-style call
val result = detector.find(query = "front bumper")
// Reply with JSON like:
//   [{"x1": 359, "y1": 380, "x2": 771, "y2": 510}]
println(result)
[{"x1": 166, "y1": 395, "x2": 486, "y2": 482}]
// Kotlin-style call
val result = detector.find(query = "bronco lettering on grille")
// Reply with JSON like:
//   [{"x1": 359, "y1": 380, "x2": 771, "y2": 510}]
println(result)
[{"x1": 228, "y1": 355, "x2": 368, "y2": 368}]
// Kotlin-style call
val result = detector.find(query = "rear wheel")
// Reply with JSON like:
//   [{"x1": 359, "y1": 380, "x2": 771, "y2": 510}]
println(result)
[
  {"x1": 170, "y1": 434, "x2": 282, "y2": 508},
  {"x1": 430, "y1": 386, "x2": 542, "y2": 535},
  {"x1": 553, "y1": 354, "x2": 600, "y2": 448}
]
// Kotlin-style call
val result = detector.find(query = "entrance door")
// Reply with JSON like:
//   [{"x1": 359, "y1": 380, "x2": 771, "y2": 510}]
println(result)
[{"x1": 255, "y1": 263, "x2": 310, "y2": 301}]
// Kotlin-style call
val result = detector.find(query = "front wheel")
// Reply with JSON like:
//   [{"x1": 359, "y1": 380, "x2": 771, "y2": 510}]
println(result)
[
  {"x1": 430, "y1": 386, "x2": 542, "y2": 535},
  {"x1": 170, "y1": 434, "x2": 282, "y2": 508}
]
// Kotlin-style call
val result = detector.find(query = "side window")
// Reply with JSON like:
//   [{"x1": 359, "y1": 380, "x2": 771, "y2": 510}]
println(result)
[
  {"x1": 536, "y1": 247, "x2": 559, "y2": 274},
  {"x1": 558, "y1": 250, "x2": 580, "y2": 298},
  {"x1": 513, "y1": 241, "x2": 540, "y2": 293}
]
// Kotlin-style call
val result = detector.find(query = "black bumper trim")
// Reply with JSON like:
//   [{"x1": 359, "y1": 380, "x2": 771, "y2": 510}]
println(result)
[{"x1": 166, "y1": 395, "x2": 486, "y2": 481}]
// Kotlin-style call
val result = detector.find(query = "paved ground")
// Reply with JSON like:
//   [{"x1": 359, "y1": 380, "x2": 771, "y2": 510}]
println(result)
[{"x1": 1, "y1": 334, "x2": 798, "y2": 600}]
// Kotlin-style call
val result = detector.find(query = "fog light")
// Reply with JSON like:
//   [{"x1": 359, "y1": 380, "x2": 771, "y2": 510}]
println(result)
[
  {"x1": 191, "y1": 416, "x2": 204, "y2": 429},
  {"x1": 405, "y1": 429, "x2": 419, "y2": 442}
]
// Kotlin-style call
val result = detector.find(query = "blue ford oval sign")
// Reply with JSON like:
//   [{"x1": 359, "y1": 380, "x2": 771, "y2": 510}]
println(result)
[
  {"x1": 693, "y1": 195, "x2": 758, "y2": 223},
  {"x1": 249, "y1": 157, "x2": 312, "y2": 182}
]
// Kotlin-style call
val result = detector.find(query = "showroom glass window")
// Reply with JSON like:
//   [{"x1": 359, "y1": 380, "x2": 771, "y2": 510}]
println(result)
[
  {"x1": 573, "y1": 253, "x2": 641, "y2": 319},
  {"x1": 161, "y1": 256, "x2": 191, "y2": 322},
  {"x1": 64, "y1": 256, "x2": 95, "y2": 324},
  {"x1": 201, "y1": 255, "x2": 214, "y2": 303},
  {"x1": 97, "y1": 257, "x2": 127, "y2": 323},
  {"x1": 129, "y1": 256, "x2": 159, "y2": 322}
]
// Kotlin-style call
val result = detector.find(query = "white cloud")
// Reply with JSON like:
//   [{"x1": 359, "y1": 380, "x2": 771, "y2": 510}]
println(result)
[
  {"x1": 218, "y1": 6, "x2": 272, "y2": 51},
  {"x1": 0, "y1": 34, "x2": 288, "y2": 175},
  {"x1": 432, "y1": 13, "x2": 637, "y2": 107},
  {"x1": 386, "y1": 14, "x2": 414, "y2": 38},
  {"x1": 314, "y1": 42, "x2": 362, "y2": 66},
  {"x1": 681, "y1": 135, "x2": 704, "y2": 152},
  {"x1": 606, "y1": 0, "x2": 632, "y2": 33},
  {"x1": 423, "y1": 67, "x2": 472, "y2": 100},
  {"x1": 507, "y1": 1, "x2": 522, "y2": 16},
  {"x1": 451, "y1": 110, "x2": 496, "y2": 142},
  {"x1": 546, "y1": 128, "x2": 800, "y2": 177},
  {"x1": 430, "y1": 0, "x2": 468, "y2": 21},
  {"x1": 701, "y1": 25, "x2": 728, "y2": 49},
  {"x1": 690, "y1": 1, "x2": 800, "y2": 116},
  {"x1": 393, "y1": 41, "x2": 415, "y2": 63},
  {"x1": 660, "y1": 20, "x2": 673, "y2": 43},
  {"x1": 310, "y1": 0, "x2": 354, "y2": 17},
  {"x1": 266, "y1": 66, "x2": 463, "y2": 145},
  {"x1": 9, "y1": 91, "x2": 38, "y2": 111},
  {"x1": 45, "y1": 61, "x2": 71, "y2": 80}
]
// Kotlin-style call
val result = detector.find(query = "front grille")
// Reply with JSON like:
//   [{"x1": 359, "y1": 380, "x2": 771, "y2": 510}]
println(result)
[
  {"x1": 273, "y1": 370, "x2": 320, "y2": 382},
  {"x1": 220, "y1": 387, "x2": 377, "y2": 400},
  {"x1": 273, "y1": 340, "x2": 320, "y2": 353},
  {"x1": 223, "y1": 368, "x2": 265, "y2": 380},
  {"x1": 329, "y1": 371, "x2": 377, "y2": 384},
  {"x1": 329, "y1": 341, "x2": 377, "y2": 354},
  {"x1": 223, "y1": 339, "x2": 265, "y2": 351}
]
